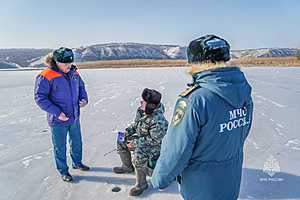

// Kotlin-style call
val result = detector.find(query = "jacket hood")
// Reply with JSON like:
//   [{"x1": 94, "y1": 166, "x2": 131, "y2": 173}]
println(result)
[{"x1": 191, "y1": 66, "x2": 252, "y2": 108}]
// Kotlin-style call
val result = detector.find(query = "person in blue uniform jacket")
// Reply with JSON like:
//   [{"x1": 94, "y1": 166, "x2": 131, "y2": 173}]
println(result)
[
  {"x1": 151, "y1": 35, "x2": 253, "y2": 200},
  {"x1": 34, "y1": 47, "x2": 90, "y2": 182}
]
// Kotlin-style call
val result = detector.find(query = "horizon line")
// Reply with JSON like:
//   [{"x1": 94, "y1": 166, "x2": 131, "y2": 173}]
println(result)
[{"x1": 0, "y1": 41, "x2": 299, "y2": 51}]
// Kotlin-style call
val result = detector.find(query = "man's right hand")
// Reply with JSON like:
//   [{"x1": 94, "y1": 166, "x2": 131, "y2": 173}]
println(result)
[
  {"x1": 124, "y1": 131, "x2": 129, "y2": 137},
  {"x1": 58, "y1": 112, "x2": 69, "y2": 121},
  {"x1": 126, "y1": 140, "x2": 134, "y2": 148}
]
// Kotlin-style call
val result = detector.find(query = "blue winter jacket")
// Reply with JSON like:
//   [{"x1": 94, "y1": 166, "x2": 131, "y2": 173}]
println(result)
[
  {"x1": 151, "y1": 67, "x2": 253, "y2": 200},
  {"x1": 34, "y1": 65, "x2": 88, "y2": 126}
]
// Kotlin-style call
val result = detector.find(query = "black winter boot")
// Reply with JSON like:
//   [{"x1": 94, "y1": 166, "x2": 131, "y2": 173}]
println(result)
[
  {"x1": 61, "y1": 173, "x2": 73, "y2": 182},
  {"x1": 113, "y1": 151, "x2": 134, "y2": 174},
  {"x1": 145, "y1": 165, "x2": 154, "y2": 177},
  {"x1": 129, "y1": 167, "x2": 148, "y2": 196},
  {"x1": 72, "y1": 164, "x2": 90, "y2": 171}
]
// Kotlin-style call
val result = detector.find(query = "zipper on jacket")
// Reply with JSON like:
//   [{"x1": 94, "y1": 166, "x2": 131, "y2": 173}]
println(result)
[
  {"x1": 68, "y1": 71, "x2": 75, "y2": 119},
  {"x1": 60, "y1": 71, "x2": 74, "y2": 119},
  {"x1": 51, "y1": 66, "x2": 76, "y2": 120}
]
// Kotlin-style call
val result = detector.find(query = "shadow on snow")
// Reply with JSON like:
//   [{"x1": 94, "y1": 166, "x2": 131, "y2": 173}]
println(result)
[{"x1": 70, "y1": 167, "x2": 300, "y2": 198}]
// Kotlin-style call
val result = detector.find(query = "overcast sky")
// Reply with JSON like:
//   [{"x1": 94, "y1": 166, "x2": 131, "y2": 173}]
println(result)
[{"x1": 1, "y1": 0, "x2": 299, "y2": 50}]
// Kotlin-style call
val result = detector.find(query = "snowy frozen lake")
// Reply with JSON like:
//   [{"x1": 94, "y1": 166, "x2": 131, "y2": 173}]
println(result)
[{"x1": 0, "y1": 67, "x2": 300, "y2": 200}]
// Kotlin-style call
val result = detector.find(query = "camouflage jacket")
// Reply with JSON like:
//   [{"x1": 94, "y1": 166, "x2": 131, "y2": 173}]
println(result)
[{"x1": 126, "y1": 104, "x2": 169, "y2": 148}]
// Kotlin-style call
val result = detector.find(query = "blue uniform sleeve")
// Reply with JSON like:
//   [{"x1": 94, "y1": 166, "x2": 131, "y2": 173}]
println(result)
[
  {"x1": 79, "y1": 75, "x2": 88, "y2": 104},
  {"x1": 34, "y1": 75, "x2": 61, "y2": 117},
  {"x1": 151, "y1": 98, "x2": 201, "y2": 189}
]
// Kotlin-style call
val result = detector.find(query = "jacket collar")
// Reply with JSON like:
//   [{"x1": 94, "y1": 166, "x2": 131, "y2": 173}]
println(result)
[
  {"x1": 187, "y1": 62, "x2": 239, "y2": 86},
  {"x1": 187, "y1": 62, "x2": 236, "y2": 75},
  {"x1": 50, "y1": 64, "x2": 77, "y2": 76}
]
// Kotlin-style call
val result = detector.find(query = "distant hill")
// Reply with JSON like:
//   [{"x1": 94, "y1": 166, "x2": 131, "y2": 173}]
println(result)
[
  {"x1": 73, "y1": 43, "x2": 186, "y2": 62},
  {"x1": 0, "y1": 48, "x2": 52, "y2": 68},
  {"x1": 0, "y1": 43, "x2": 299, "y2": 68},
  {"x1": 0, "y1": 61, "x2": 20, "y2": 69},
  {"x1": 231, "y1": 48, "x2": 298, "y2": 58}
]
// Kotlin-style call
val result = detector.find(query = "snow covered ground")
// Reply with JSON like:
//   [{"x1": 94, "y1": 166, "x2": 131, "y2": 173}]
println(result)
[{"x1": 0, "y1": 67, "x2": 300, "y2": 200}]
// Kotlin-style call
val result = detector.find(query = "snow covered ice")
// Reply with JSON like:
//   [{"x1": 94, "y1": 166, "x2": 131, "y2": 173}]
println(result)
[{"x1": 0, "y1": 67, "x2": 300, "y2": 200}]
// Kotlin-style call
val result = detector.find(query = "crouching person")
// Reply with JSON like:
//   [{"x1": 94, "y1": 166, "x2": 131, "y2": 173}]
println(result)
[{"x1": 113, "y1": 88, "x2": 168, "y2": 196}]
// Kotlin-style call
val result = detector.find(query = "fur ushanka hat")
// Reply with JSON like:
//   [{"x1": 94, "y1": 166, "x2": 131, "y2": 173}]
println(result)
[{"x1": 142, "y1": 88, "x2": 162, "y2": 115}]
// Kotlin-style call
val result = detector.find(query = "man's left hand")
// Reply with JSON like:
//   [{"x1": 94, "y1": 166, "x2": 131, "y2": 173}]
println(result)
[
  {"x1": 126, "y1": 140, "x2": 134, "y2": 148},
  {"x1": 79, "y1": 99, "x2": 87, "y2": 108}
]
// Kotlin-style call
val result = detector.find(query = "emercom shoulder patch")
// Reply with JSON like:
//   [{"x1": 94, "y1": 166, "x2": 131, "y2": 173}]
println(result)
[
  {"x1": 177, "y1": 100, "x2": 187, "y2": 110},
  {"x1": 172, "y1": 108, "x2": 185, "y2": 126}
]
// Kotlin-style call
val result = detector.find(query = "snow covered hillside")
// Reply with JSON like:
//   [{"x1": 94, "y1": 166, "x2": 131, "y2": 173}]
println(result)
[
  {"x1": 1, "y1": 44, "x2": 299, "y2": 68},
  {"x1": 0, "y1": 49, "x2": 52, "y2": 68},
  {"x1": 0, "y1": 61, "x2": 21, "y2": 69},
  {"x1": 0, "y1": 67, "x2": 300, "y2": 200},
  {"x1": 73, "y1": 43, "x2": 186, "y2": 62},
  {"x1": 231, "y1": 48, "x2": 299, "y2": 59}
]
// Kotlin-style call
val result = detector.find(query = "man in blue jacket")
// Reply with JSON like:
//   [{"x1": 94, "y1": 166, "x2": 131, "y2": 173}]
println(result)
[
  {"x1": 34, "y1": 47, "x2": 89, "y2": 182},
  {"x1": 151, "y1": 35, "x2": 253, "y2": 200}
]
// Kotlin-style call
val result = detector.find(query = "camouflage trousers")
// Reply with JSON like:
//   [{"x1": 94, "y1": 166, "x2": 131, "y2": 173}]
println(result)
[{"x1": 117, "y1": 142, "x2": 160, "y2": 168}]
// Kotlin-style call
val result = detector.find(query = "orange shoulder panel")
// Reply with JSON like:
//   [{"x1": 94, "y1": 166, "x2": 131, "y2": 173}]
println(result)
[
  {"x1": 39, "y1": 68, "x2": 63, "y2": 81},
  {"x1": 74, "y1": 71, "x2": 79, "y2": 75}
]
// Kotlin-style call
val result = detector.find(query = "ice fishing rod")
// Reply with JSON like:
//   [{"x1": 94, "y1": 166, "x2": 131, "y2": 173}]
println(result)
[
  {"x1": 104, "y1": 131, "x2": 132, "y2": 156},
  {"x1": 103, "y1": 148, "x2": 117, "y2": 156}
]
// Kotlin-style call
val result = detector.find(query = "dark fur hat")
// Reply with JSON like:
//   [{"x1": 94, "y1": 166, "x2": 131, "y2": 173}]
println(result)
[
  {"x1": 187, "y1": 34, "x2": 230, "y2": 64},
  {"x1": 142, "y1": 88, "x2": 162, "y2": 115},
  {"x1": 53, "y1": 47, "x2": 74, "y2": 63}
]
